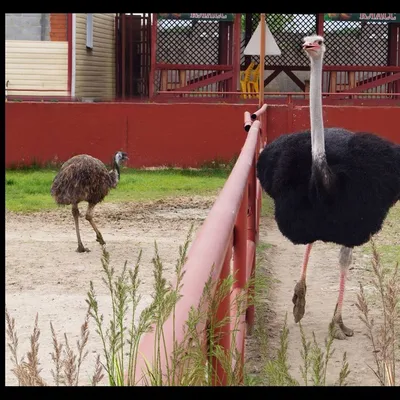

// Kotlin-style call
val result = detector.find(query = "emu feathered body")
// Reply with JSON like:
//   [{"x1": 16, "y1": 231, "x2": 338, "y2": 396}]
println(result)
[
  {"x1": 51, "y1": 154, "x2": 119, "y2": 205},
  {"x1": 50, "y1": 151, "x2": 128, "y2": 252},
  {"x1": 257, "y1": 128, "x2": 400, "y2": 247}
]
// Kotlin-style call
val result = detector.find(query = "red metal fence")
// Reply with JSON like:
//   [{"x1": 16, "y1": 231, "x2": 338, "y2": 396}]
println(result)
[{"x1": 130, "y1": 105, "x2": 267, "y2": 386}]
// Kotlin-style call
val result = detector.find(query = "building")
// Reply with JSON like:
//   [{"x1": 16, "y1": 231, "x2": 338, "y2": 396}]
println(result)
[{"x1": 5, "y1": 13, "x2": 115, "y2": 100}]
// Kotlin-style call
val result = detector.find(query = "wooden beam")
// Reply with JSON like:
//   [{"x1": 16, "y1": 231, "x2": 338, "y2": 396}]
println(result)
[
  {"x1": 356, "y1": 72, "x2": 388, "y2": 87},
  {"x1": 324, "y1": 66, "x2": 400, "y2": 72},
  {"x1": 284, "y1": 69, "x2": 306, "y2": 91},
  {"x1": 388, "y1": 23, "x2": 399, "y2": 66},
  {"x1": 316, "y1": 14, "x2": 324, "y2": 36},
  {"x1": 259, "y1": 13, "x2": 266, "y2": 107},
  {"x1": 115, "y1": 14, "x2": 120, "y2": 97},
  {"x1": 67, "y1": 13, "x2": 72, "y2": 96},
  {"x1": 232, "y1": 14, "x2": 242, "y2": 94},
  {"x1": 149, "y1": 13, "x2": 157, "y2": 99},
  {"x1": 244, "y1": 13, "x2": 252, "y2": 68},
  {"x1": 169, "y1": 71, "x2": 234, "y2": 92},
  {"x1": 187, "y1": 71, "x2": 217, "y2": 86},
  {"x1": 338, "y1": 72, "x2": 400, "y2": 94},
  {"x1": 121, "y1": 13, "x2": 126, "y2": 99},
  {"x1": 156, "y1": 63, "x2": 233, "y2": 71},
  {"x1": 245, "y1": 66, "x2": 400, "y2": 72},
  {"x1": 264, "y1": 68, "x2": 282, "y2": 87}
]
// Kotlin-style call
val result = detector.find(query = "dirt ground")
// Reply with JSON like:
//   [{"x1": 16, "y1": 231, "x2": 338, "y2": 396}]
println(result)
[
  {"x1": 5, "y1": 197, "x2": 395, "y2": 386},
  {"x1": 5, "y1": 196, "x2": 213, "y2": 386},
  {"x1": 246, "y1": 215, "x2": 398, "y2": 386}
]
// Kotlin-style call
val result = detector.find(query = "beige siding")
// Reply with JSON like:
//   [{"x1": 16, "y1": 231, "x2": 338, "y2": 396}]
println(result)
[
  {"x1": 75, "y1": 13, "x2": 115, "y2": 99},
  {"x1": 5, "y1": 40, "x2": 68, "y2": 96}
]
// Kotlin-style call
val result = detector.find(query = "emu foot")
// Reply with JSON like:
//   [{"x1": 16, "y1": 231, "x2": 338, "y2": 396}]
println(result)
[
  {"x1": 96, "y1": 234, "x2": 106, "y2": 246},
  {"x1": 329, "y1": 315, "x2": 354, "y2": 340},
  {"x1": 76, "y1": 245, "x2": 90, "y2": 253},
  {"x1": 292, "y1": 280, "x2": 307, "y2": 323}
]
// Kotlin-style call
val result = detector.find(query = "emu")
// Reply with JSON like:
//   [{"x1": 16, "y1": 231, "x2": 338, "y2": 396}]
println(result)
[{"x1": 51, "y1": 151, "x2": 128, "y2": 253}]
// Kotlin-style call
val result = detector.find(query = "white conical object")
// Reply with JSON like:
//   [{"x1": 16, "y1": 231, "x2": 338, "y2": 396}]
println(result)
[{"x1": 244, "y1": 21, "x2": 281, "y2": 56}]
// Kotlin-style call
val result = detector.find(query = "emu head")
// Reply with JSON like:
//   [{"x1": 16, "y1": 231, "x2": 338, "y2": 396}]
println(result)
[
  {"x1": 114, "y1": 151, "x2": 129, "y2": 165},
  {"x1": 303, "y1": 35, "x2": 326, "y2": 60}
]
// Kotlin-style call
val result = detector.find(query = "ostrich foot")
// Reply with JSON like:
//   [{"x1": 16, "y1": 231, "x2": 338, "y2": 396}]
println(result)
[
  {"x1": 292, "y1": 280, "x2": 307, "y2": 323},
  {"x1": 96, "y1": 234, "x2": 106, "y2": 246},
  {"x1": 76, "y1": 245, "x2": 90, "y2": 253},
  {"x1": 330, "y1": 316, "x2": 354, "y2": 340}
]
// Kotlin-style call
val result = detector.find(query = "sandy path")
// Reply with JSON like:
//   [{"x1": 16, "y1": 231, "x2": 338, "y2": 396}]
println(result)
[
  {"x1": 246, "y1": 215, "x2": 393, "y2": 386},
  {"x1": 5, "y1": 196, "x2": 214, "y2": 386},
  {"x1": 6, "y1": 197, "x2": 396, "y2": 386}
]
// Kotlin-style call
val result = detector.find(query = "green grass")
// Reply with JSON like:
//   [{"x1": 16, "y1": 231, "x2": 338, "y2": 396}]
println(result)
[
  {"x1": 261, "y1": 194, "x2": 274, "y2": 217},
  {"x1": 361, "y1": 204, "x2": 400, "y2": 268},
  {"x1": 5, "y1": 167, "x2": 230, "y2": 213}
]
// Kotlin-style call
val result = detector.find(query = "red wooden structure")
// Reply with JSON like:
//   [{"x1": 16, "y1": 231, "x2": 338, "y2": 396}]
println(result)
[{"x1": 122, "y1": 13, "x2": 398, "y2": 103}]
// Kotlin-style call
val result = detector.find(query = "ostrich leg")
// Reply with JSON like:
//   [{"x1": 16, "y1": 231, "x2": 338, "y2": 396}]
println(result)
[
  {"x1": 72, "y1": 204, "x2": 89, "y2": 253},
  {"x1": 292, "y1": 243, "x2": 313, "y2": 322},
  {"x1": 330, "y1": 246, "x2": 354, "y2": 340},
  {"x1": 85, "y1": 203, "x2": 106, "y2": 246}
]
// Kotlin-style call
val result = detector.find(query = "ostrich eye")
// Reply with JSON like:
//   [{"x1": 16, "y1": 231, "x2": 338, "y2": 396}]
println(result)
[{"x1": 317, "y1": 40, "x2": 322, "y2": 45}]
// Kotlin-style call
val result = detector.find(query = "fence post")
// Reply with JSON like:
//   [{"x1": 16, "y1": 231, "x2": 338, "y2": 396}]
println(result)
[
  {"x1": 230, "y1": 186, "x2": 248, "y2": 383},
  {"x1": 234, "y1": 189, "x2": 248, "y2": 291},
  {"x1": 211, "y1": 239, "x2": 233, "y2": 386},
  {"x1": 245, "y1": 155, "x2": 257, "y2": 333},
  {"x1": 149, "y1": 14, "x2": 158, "y2": 99},
  {"x1": 232, "y1": 14, "x2": 242, "y2": 99}
]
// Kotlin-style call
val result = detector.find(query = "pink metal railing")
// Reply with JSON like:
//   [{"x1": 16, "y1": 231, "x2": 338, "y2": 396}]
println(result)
[{"x1": 130, "y1": 105, "x2": 267, "y2": 386}]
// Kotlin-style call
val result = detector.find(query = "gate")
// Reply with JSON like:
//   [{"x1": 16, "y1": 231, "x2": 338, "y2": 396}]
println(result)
[{"x1": 115, "y1": 13, "x2": 151, "y2": 99}]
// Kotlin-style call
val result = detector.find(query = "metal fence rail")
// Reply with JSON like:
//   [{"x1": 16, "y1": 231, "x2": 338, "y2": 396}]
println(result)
[{"x1": 130, "y1": 105, "x2": 267, "y2": 386}]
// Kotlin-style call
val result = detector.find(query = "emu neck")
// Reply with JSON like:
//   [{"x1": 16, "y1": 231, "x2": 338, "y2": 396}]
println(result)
[
  {"x1": 111, "y1": 160, "x2": 120, "y2": 186},
  {"x1": 309, "y1": 56, "x2": 325, "y2": 161},
  {"x1": 114, "y1": 161, "x2": 120, "y2": 181}
]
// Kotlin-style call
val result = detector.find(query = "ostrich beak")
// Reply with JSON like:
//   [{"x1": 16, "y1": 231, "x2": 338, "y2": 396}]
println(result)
[{"x1": 303, "y1": 43, "x2": 320, "y2": 52}]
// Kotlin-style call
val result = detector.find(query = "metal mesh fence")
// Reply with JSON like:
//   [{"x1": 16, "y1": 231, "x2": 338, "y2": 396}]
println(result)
[
  {"x1": 156, "y1": 18, "x2": 232, "y2": 64},
  {"x1": 323, "y1": 21, "x2": 389, "y2": 66},
  {"x1": 241, "y1": 14, "x2": 317, "y2": 67},
  {"x1": 241, "y1": 14, "x2": 390, "y2": 67}
]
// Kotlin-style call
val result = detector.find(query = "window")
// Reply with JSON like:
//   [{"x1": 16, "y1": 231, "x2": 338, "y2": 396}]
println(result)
[{"x1": 86, "y1": 13, "x2": 93, "y2": 49}]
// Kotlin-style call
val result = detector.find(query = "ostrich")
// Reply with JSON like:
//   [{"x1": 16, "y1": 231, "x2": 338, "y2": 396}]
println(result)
[
  {"x1": 51, "y1": 151, "x2": 129, "y2": 253},
  {"x1": 256, "y1": 35, "x2": 400, "y2": 339}
]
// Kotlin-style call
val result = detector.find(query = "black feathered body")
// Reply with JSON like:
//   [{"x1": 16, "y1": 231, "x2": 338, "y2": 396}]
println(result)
[
  {"x1": 257, "y1": 128, "x2": 400, "y2": 247},
  {"x1": 51, "y1": 154, "x2": 119, "y2": 205}
]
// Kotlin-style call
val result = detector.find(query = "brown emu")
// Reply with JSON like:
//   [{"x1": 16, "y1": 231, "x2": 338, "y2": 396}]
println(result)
[{"x1": 51, "y1": 151, "x2": 128, "y2": 252}]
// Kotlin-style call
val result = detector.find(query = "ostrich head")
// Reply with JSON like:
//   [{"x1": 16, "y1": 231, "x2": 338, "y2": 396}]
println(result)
[
  {"x1": 114, "y1": 151, "x2": 129, "y2": 165},
  {"x1": 302, "y1": 35, "x2": 326, "y2": 60}
]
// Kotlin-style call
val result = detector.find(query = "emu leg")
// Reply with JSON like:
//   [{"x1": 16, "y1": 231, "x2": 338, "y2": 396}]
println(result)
[
  {"x1": 292, "y1": 243, "x2": 313, "y2": 323},
  {"x1": 330, "y1": 246, "x2": 354, "y2": 340},
  {"x1": 85, "y1": 203, "x2": 106, "y2": 246},
  {"x1": 72, "y1": 204, "x2": 89, "y2": 253}
]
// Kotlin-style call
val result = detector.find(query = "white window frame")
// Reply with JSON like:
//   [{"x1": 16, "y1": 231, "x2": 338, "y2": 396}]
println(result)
[{"x1": 86, "y1": 13, "x2": 93, "y2": 49}]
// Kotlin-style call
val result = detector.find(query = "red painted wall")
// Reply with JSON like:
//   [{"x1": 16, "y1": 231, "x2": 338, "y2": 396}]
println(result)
[
  {"x1": 5, "y1": 102, "x2": 400, "y2": 168},
  {"x1": 266, "y1": 105, "x2": 400, "y2": 144}
]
